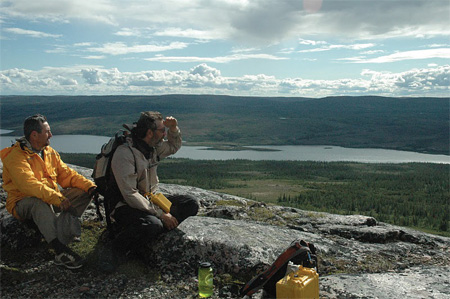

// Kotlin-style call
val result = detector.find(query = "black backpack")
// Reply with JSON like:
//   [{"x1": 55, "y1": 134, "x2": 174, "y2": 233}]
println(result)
[
  {"x1": 240, "y1": 239, "x2": 318, "y2": 297},
  {"x1": 93, "y1": 129, "x2": 130, "y2": 195},
  {"x1": 92, "y1": 126, "x2": 136, "y2": 235}
]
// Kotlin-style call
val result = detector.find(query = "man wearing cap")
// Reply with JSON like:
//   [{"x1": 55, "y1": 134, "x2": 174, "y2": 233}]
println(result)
[{"x1": 109, "y1": 111, "x2": 199, "y2": 255}]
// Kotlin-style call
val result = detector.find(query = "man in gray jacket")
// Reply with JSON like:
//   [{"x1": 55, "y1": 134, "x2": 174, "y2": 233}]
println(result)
[{"x1": 110, "y1": 111, "x2": 199, "y2": 255}]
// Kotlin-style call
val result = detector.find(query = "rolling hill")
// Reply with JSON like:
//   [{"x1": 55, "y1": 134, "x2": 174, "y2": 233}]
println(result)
[{"x1": 1, "y1": 95, "x2": 448, "y2": 154}]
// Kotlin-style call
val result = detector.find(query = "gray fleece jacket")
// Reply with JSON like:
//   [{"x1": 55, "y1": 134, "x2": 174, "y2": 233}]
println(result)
[{"x1": 110, "y1": 128, "x2": 182, "y2": 218}]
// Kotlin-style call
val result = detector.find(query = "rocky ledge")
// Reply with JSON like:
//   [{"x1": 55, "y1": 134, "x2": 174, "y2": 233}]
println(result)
[{"x1": 1, "y1": 164, "x2": 449, "y2": 298}]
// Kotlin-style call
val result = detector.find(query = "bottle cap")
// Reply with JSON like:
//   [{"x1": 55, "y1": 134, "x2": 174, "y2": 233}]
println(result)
[{"x1": 199, "y1": 262, "x2": 211, "y2": 268}]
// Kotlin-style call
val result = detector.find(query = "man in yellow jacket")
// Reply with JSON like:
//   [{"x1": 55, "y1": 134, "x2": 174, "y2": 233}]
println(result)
[{"x1": 1, "y1": 114, "x2": 97, "y2": 269}]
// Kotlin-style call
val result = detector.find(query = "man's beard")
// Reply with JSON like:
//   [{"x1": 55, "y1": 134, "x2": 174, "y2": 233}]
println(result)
[{"x1": 150, "y1": 135, "x2": 164, "y2": 146}]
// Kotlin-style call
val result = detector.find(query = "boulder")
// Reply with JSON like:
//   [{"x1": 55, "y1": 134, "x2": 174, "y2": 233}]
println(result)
[
  {"x1": 149, "y1": 216, "x2": 324, "y2": 276},
  {"x1": 0, "y1": 209, "x2": 44, "y2": 251}
]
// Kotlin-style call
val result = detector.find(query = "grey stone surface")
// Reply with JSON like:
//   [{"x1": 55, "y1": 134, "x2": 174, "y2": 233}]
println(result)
[
  {"x1": 1, "y1": 163, "x2": 449, "y2": 298},
  {"x1": 321, "y1": 266, "x2": 450, "y2": 299}
]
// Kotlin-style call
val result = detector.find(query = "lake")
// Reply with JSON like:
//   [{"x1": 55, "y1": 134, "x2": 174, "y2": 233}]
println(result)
[{"x1": 1, "y1": 134, "x2": 449, "y2": 164}]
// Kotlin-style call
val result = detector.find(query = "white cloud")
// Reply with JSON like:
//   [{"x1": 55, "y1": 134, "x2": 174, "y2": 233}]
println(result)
[
  {"x1": 298, "y1": 43, "x2": 376, "y2": 53},
  {"x1": 298, "y1": 38, "x2": 327, "y2": 46},
  {"x1": 190, "y1": 64, "x2": 221, "y2": 78},
  {"x1": 361, "y1": 65, "x2": 450, "y2": 91},
  {"x1": 56, "y1": 76, "x2": 78, "y2": 85},
  {"x1": 0, "y1": 73, "x2": 13, "y2": 84},
  {"x1": 74, "y1": 42, "x2": 93, "y2": 47},
  {"x1": 0, "y1": 67, "x2": 81, "y2": 92},
  {"x1": 221, "y1": 0, "x2": 449, "y2": 43},
  {"x1": 114, "y1": 28, "x2": 141, "y2": 37},
  {"x1": 351, "y1": 48, "x2": 450, "y2": 63},
  {"x1": 45, "y1": 46, "x2": 68, "y2": 54},
  {"x1": 1, "y1": 0, "x2": 116, "y2": 24},
  {"x1": 154, "y1": 28, "x2": 222, "y2": 40},
  {"x1": 4, "y1": 27, "x2": 61, "y2": 38},
  {"x1": 231, "y1": 47, "x2": 261, "y2": 53},
  {"x1": 82, "y1": 55, "x2": 106, "y2": 60},
  {"x1": 145, "y1": 53, "x2": 287, "y2": 63},
  {"x1": 87, "y1": 42, "x2": 189, "y2": 55},
  {"x1": 361, "y1": 50, "x2": 385, "y2": 55},
  {"x1": 427, "y1": 44, "x2": 450, "y2": 48},
  {"x1": 345, "y1": 44, "x2": 376, "y2": 50},
  {"x1": 2, "y1": 0, "x2": 448, "y2": 45},
  {"x1": 81, "y1": 69, "x2": 104, "y2": 84},
  {"x1": 1, "y1": 64, "x2": 448, "y2": 97}
]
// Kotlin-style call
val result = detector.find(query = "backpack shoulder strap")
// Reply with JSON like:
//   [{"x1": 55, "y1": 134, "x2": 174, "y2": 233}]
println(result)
[{"x1": 126, "y1": 143, "x2": 137, "y2": 174}]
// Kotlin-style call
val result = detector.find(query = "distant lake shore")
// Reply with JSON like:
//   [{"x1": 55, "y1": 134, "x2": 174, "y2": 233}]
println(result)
[
  {"x1": 201, "y1": 145, "x2": 280, "y2": 152},
  {"x1": 1, "y1": 133, "x2": 448, "y2": 164}
]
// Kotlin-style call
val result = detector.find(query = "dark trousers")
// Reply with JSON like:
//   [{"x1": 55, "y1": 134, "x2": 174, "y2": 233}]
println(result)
[{"x1": 112, "y1": 194, "x2": 199, "y2": 253}]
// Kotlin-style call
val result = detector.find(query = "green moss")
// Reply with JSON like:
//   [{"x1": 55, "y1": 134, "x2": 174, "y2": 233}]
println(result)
[
  {"x1": 248, "y1": 206, "x2": 274, "y2": 221},
  {"x1": 305, "y1": 211, "x2": 326, "y2": 219},
  {"x1": 70, "y1": 221, "x2": 104, "y2": 254},
  {"x1": 320, "y1": 253, "x2": 400, "y2": 275},
  {"x1": 357, "y1": 254, "x2": 396, "y2": 273},
  {"x1": 215, "y1": 273, "x2": 246, "y2": 293}
]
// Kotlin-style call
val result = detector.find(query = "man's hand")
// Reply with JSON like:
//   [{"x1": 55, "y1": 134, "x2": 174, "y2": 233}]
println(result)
[
  {"x1": 160, "y1": 212, "x2": 179, "y2": 230},
  {"x1": 59, "y1": 198, "x2": 72, "y2": 211},
  {"x1": 163, "y1": 116, "x2": 178, "y2": 132}
]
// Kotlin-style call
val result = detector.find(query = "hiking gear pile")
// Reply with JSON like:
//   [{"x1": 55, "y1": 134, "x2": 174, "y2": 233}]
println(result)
[{"x1": 240, "y1": 239, "x2": 318, "y2": 298}]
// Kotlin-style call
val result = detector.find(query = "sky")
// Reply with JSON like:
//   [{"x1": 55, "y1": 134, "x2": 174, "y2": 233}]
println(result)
[{"x1": 0, "y1": 0, "x2": 449, "y2": 98}]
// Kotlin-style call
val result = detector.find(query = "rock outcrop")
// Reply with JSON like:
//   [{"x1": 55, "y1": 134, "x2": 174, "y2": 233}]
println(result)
[{"x1": 1, "y1": 163, "x2": 449, "y2": 298}]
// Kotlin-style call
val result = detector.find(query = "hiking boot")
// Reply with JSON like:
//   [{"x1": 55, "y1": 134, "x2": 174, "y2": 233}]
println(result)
[{"x1": 55, "y1": 248, "x2": 84, "y2": 269}]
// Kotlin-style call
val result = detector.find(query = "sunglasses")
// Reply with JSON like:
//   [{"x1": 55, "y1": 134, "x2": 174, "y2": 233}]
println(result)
[{"x1": 154, "y1": 127, "x2": 166, "y2": 133}]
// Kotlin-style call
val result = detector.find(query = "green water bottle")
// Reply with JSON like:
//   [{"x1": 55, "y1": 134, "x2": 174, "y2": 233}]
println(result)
[{"x1": 198, "y1": 262, "x2": 214, "y2": 298}]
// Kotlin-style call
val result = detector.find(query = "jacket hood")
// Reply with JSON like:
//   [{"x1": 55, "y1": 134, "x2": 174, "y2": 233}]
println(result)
[{"x1": 0, "y1": 137, "x2": 41, "y2": 161}]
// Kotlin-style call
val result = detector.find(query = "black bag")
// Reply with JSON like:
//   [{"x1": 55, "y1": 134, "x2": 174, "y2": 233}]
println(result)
[
  {"x1": 240, "y1": 239, "x2": 318, "y2": 297},
  {"x1": 92, "y1": 126, "x2": 136, "y2": 235},
  {"x1": 92, "y1": 129, "x2": 130, "y2": 196}
]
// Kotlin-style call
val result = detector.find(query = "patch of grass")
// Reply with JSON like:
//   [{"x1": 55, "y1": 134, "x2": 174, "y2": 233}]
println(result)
[
  {"x1": 357, "y1": 254, "x2": 396, "y2": 273},
  {"x1": 305, "y1": 211, "x2": 326, "y2": 219},
  {"x1": 248, "y1": 206, "x2": 275, "y2": 221},
  {"x1": 70, "y1": 221, "x2": 105, "y2": 259},
  {"x1": 319, "y1": 256, "x2": 349, "y2": 275},
  {"x1": 213, "y1": 179, "x2": 306, "y2": 203}
]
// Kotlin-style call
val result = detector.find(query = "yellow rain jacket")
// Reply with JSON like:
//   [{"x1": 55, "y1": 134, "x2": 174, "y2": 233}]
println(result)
[{"x1": 1, "y1": 139, "x2": 95, "y2": 220}]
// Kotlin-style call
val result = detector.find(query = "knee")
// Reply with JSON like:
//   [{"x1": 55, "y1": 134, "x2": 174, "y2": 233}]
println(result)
[
  {"x1": 140, "y1": 216, "x2": 164, "y2": 236},
  {"x1": 186, "y1": 197, "x2": 199, "y2": 216},
  {"x1": 190, "y1": 200, "x2": 199, "y2": 216},
  {"x1": 26, "y1": 198, "x2": 54, "y2": 218}
]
